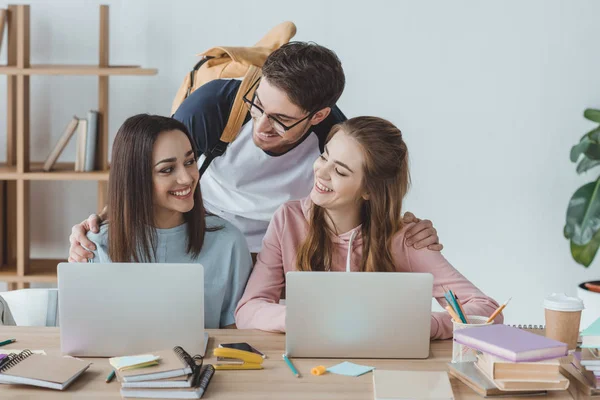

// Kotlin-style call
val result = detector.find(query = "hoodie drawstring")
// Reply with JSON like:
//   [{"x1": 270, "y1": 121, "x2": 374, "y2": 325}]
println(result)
[{"x1": 346, "y1": 229, "x2": 358, "y2": 272}]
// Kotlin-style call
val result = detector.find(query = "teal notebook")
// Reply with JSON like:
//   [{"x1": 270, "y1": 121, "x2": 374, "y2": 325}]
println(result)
[{"x1": 581, "y1": 317, "x2": 600, "y2": 337}]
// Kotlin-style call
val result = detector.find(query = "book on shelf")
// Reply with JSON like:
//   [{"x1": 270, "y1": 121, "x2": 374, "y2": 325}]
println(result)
[
  {"x1": 0, "y1": 349, "x2": 91, "y2": 390},
  {"x1": 42, "y1": 116, "x2": 79, "y2": 172},
  {"x1": 42, "y1": 111, "x2": 99, "y2": 173},
  {"x1": 74, "y1": 118, "x2": 88, "y2": 172}
]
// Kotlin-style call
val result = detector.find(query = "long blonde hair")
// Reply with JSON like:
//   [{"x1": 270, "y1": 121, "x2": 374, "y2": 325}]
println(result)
[{"x1": 296, "y1": 116, "x2": 410, "y2": 272}]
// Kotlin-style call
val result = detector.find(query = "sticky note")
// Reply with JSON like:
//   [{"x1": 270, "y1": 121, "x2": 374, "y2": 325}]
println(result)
[
  {"x1": 326, "y1": 361, "x2": 375, "y2": 377},
  {"x1": 109, "y1": 354, "x2": 160, "y2": 371}
]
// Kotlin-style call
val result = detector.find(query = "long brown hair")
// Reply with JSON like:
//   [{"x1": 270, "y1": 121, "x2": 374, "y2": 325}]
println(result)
[
  {"x1": 296, "y1": 116, "x2": 410, "y2": 272},
  {"x1": 107, "y1": 114, "x2": 209, "y2": 262}
]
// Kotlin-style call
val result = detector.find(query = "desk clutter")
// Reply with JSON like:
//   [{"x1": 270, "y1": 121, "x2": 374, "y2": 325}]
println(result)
[
  {"x1": 561, "y1": 317, "x2": 600, "y2": 397},
  {"x1": 110, "y1": 346, "x2": 214, "y2": 399},
  {"x1": 0, "y1": 349, "x2": 91, "y2": 390},
  {"x1": 451, "y1": 324, "x2": 570, "y2": 394}
]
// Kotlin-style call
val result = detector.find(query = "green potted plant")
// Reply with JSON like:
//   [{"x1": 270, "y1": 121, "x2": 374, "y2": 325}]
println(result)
[{"x1": 564, "y1": 108, "x2": 600, "y2": 329}]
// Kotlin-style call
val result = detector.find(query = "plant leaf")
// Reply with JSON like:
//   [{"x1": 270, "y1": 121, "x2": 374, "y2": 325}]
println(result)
[
  {"x1": 571, "y1": 137, "x2": 592, "y2": 162},
  {"x1": 577, "y1": 158, "x2": 600, "y2": 174},
  {"x1": 570, "y1": 228, "x2": 600, "y2": 267},
  {"x1": 588, "y1": 127, "x2": 600, "y2": 143},
  {"x1": 584, "y1": 109, "x2": 600, "y2": 123},
  {"x1": 585, "y1": 143, "x2": 600, "y2": 160},
  {"x1": 565, "y1": 179, "x2": 600, "y2": 245}
]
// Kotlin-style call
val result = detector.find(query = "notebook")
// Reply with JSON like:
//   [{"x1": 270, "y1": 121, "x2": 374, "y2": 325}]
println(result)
[
  {"x1": 372, "y1": 370, "x2": 454, "y2": 400},
  {"x1": 561, "y1": 362, "x2": 600, "y2": 397},
  {"x1": 476, "y1": 352, "x2": 561, "y2": 381},
  {"x1": 120, "y1": 365, "x2": 214, "y2": 399},
  {"x1": 447, "y1": 362, "x2": 547, "y2": 397},
  {"x1": 0, "y1": 350, "x2": 91, "y2": 390},
  {"x1": 581, "y1": 317, "x2": 600, "y2": 348},
  {"x1": 119, "y1": 346, "x2": 199, "y2": 383},
  {"x1": 120, "y1": 373, "x2": 195, "y2": 389},
  {"x1": 453, "y1": 324, "x2": 568, "y2": 362},
  {"x1": 578, "y1": 348, "x2": 600, "y2": 367}
]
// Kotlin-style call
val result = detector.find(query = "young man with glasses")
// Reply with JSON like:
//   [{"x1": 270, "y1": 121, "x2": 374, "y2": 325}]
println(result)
[{"x1": 68, "y1": 42, "x2": 442, "y2": 262}]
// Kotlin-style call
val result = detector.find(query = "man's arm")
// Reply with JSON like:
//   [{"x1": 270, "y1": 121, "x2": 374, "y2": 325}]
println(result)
[
  {"x1": 403, "y1": 212, "x2": 443, "y2": 251},
  {"x1": 68, "y1": 207, "x2": 107, "y2": 262}
]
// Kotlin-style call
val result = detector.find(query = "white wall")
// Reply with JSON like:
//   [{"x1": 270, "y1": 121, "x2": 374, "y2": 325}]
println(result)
[{"x1": 0, "y1": 0, "x2": 598, "y2": 325}]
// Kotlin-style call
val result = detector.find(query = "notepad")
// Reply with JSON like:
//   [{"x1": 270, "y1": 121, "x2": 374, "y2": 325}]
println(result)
[
  {"x1": 453, "y1": 324, "x2": 568, "y2": 362},
  {"x1": 110, "y1": 354, "x2": 161, "y2": 371},
  {"x1": 373, "y1": 370, "x2": 454, "y2": 400},
  {"x1": 0, "y1": 351, "x2": 91, "y2": 390},
  {"x1": 326, "y1": 361, "x2": 374, "y2": 377}
]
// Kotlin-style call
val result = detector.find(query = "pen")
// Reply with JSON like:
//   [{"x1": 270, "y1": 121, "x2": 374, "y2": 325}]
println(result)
[
  {"x1": 105, "y1": 370, "x2": 116, "y2": 383},
  {"x1": 282, "y1": 354, "x2": 301, "y2": 378},
  {"x1": 0, "y1": 339, "x2": 16, "y2": 347},
  {"x1": 486, "y1": 297, "x2": 512, "y2": 323},
  {"x1": 454, "y1": 295, "x2": 470, "y2": 324}
]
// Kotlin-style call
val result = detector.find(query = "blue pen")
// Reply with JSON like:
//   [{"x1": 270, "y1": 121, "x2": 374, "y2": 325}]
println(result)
[{"x1": 282, "y1": 354, "x2": 301, "y2": 378}]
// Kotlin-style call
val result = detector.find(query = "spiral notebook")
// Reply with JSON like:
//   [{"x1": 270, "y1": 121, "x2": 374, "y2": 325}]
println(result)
[
  {"x1": 119, "y1": 346, "x2": 201, "y2": 383},
  {"x1": 0, "y1": 349, "x2": 91, "y2": 390}
]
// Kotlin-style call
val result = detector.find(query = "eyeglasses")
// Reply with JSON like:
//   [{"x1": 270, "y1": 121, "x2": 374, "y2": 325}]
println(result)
[{"x1": 242, "y1": 77, "x2": 316, "y2": 136}]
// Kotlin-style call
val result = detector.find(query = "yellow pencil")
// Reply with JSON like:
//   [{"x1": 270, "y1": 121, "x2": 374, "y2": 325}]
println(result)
[
  {"x1": 445, "y1": 305, "x2": 461, "y2": 323},
  {"x1": 486, "y1": 297, "x2": 512, "y2": 323}
]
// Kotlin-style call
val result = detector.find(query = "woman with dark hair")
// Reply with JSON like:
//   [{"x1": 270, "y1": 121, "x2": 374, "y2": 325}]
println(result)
[
  {"x1": 235, "y1": 116, "x2": 502, "y2": 339},
  {"x1": 86, "y1": 114, "x2": 252, "y2": 328}
]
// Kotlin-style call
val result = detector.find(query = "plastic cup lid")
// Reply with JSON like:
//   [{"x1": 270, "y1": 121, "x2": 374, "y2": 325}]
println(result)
[{"x1": 544, "y1": 293, "x2": 584, "y2": 311}]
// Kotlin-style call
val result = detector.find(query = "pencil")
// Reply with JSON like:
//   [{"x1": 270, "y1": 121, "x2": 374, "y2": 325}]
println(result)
[
  {"x1": 282, "y1": 354, "x2": 301, "y2": 378},
  {"x1": 445, "y1": 305, "x2": 461, "y2": 323},
  {"x1": 454, "y1": 295, "x2": 470, "y2": 324},
  {"x1": 486, "y1": 297, "x2": 512, "y2": 323},
  {"x1": 0, "y1": 339, "x2": 16, "y2": 347},
  {"x1": 106, "y1": 370, "x2": 116, "y2": 383}
]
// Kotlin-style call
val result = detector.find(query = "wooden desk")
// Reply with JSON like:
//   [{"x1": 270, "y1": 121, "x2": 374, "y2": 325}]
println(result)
[{"x1": 0, "y1": 326, "x2": 575, "y2": 400}]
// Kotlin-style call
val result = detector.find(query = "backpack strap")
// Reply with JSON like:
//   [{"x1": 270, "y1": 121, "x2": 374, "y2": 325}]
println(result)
[{"x1": 199, "y1": 65, "x2": 262, "y2": 176}]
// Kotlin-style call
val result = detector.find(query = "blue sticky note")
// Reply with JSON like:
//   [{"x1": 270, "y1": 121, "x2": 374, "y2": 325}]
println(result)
[{"x1": 326, "y1": 361, "x2": 375, "y2": 377}]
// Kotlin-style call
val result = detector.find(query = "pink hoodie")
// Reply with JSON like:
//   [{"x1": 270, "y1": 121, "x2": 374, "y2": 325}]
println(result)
[{"x1": 235, "y1": 198, "x2": 502, "y2": 339}]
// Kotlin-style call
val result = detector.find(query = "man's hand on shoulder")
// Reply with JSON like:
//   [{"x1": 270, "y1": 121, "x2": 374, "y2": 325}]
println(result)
[
  {"x1": 403, "y1": 212, "x2": 443, "y2": 251},
  {"x1": 68, "y1": 213, "x2": 102, "y2": 262}
]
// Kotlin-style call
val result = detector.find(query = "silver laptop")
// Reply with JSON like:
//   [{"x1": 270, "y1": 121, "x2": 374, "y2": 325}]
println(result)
[
  {"x1": 285, "y1": 271, "x2": 433, "y2": 359},
  {"x1": 58, "y1": 263, "x2": 205, "y2": 357}
]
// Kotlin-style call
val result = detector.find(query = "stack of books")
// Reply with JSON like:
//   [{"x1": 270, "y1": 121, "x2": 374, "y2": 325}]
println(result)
[
  {"x1": 111, "y1": 346, "x2": 214, "y2": 399},
  {"x1": 561, "y1": 317, "x2": 600, "y2": 397},
  {"x1": 42, "y1": 110, "x2": 98, "y2": 172},
  {"x1": 450, "y1": 324, "x2": 570, "y2": 396}
]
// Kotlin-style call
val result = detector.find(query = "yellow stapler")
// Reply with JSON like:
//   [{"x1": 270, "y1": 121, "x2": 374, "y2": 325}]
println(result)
[{"x1": 213, "y1": 348, "x2": 264, "y2": 370}]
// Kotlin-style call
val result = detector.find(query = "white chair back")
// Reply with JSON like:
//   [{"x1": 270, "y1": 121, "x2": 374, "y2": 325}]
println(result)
[{"x1": 0, "y1": 289, "x2": 59, "y2": 327}]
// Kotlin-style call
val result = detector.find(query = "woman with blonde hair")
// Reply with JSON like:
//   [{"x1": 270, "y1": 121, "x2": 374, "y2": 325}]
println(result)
[{"x1": 235, "y1": 116, "x2": 501, "y2": 339}]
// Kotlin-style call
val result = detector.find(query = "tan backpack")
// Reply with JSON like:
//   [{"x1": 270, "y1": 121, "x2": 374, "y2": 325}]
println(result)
[{"x1": 171, "y1": 22, "x2": 297, "y2": 174}]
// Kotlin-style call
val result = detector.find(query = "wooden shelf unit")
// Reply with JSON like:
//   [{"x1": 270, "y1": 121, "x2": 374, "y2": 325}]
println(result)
[{"x1": 0, "y1": 5, "x2": 157, "y2": 289}]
